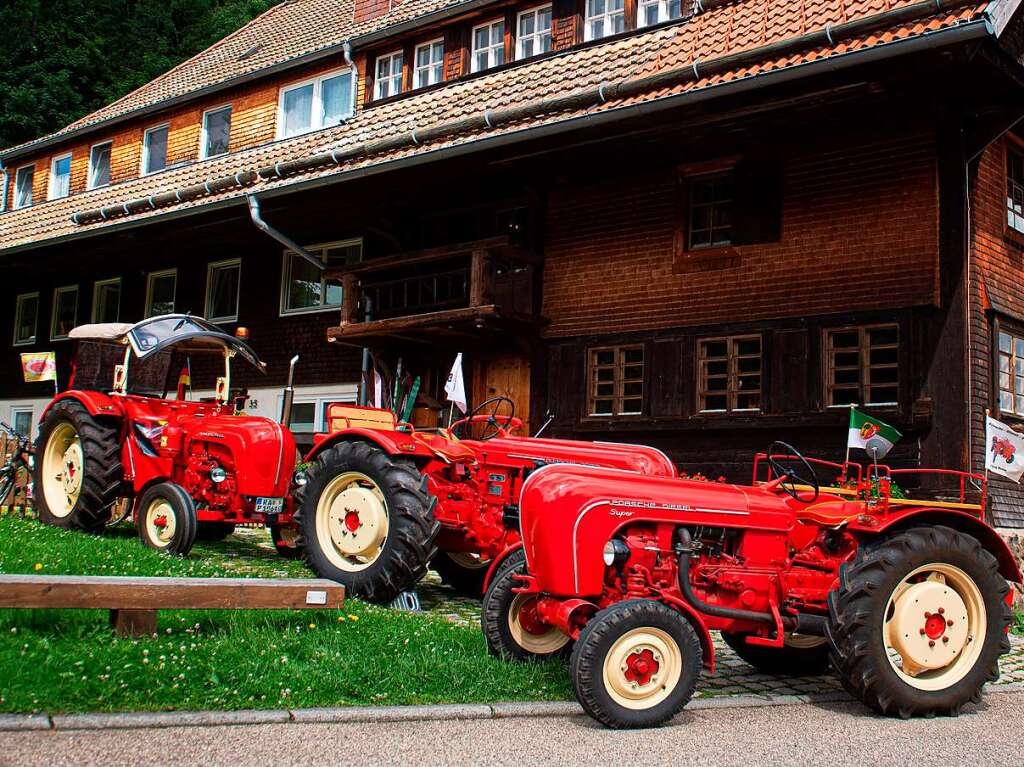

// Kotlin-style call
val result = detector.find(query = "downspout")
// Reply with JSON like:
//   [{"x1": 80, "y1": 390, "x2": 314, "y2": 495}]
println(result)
[
  {"x1": 246, "y1": 194, "x2": 324, "y2": 270},
  {"x1": 0, "y1": 161, "x2": 7, "y2": 213},
  {"x1": 343, "y1": 40, "x2": 358, "y2": 124}
]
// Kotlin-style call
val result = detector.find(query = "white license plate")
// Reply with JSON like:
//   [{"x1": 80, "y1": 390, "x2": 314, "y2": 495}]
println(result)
[{"x1": 255, "y1": 497, "x2": 284, "y2": 514}]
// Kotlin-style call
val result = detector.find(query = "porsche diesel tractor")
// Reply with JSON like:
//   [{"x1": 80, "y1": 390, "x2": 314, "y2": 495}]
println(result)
[
  {"x1": 34, "y1": 315, "x2": 298, "y2": 556},
  {"x1": 483, "y1": 443, "x2": 1020, "y2": 728}
]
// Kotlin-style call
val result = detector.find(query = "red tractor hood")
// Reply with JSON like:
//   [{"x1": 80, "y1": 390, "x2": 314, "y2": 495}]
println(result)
[
  {"x1": 460, "y1": 435, "x2": 677, "y2": 477},
  {"x1": 519, "y1": 464, "x2": 794, "y2": 597}
]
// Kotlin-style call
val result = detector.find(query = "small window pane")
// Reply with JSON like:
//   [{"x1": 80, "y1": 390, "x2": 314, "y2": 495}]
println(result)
[
  {"x1": 143, "y1": 126, "x2": 168, "y2": 174},
  {"x1": 688, "y1": 173, "x2": 733, "y2": 250},
  {"x1": 51, "y1": 287, "x2": 78, "y2": 339},
  {"x1": 322, "y1": 73, "x2": 353, "y2": 124},
  {"x1": 203, "y1": 107, "x2": 232, "y2": 158},
  {"x1": 89, "y1": 143, "x2": 111, "y2": 188},
  {"x1": 14, "y1": 166, "x2": 34, "y2": 209},
  {"x1": 287, "y1": 256, "x2": 323, "y2": 310},
  {"x1": 50, "y1": 155, "x2": 71, "y2": 199},
  {"x1": 93, "y1": 280, "x2": 120, "y2": 323},
  {"x1": 282, "y1": 84, "x2": 314, "y2": 135},
  {"x1": 14, "y1": 294, "x2": 38, "y2": 345},
  {"x1": 826, "y1": 325, "x2": 899, "y2": 407},
  {"x1": 1008, "y1": 150, "x2": 1024, "y2": 235},
  {"x1": 147, "y1": 272, "x2": 176, "y2": 316},
  {"x1": 698, "y1": 335, "x2": 762, "y2": 412},
  {"x1": 207, "y1": 261, "x2": 240, "y2": 321},
  {"x1": 587, "y1": 346, "x2": 644, "y2": 416},
  {"x1": 12, "y1": 411, "x2": 32, "y2": 437}
]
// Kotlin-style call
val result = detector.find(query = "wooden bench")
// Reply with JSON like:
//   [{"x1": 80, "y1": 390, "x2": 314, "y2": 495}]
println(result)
[{"x1": 0, "y1": 574, "x2": 345, "y2": 637}]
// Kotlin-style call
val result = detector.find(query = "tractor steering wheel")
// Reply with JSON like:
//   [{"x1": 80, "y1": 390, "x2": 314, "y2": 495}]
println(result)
[
  {"x1": 766, "y1": 441, "x2": 820, "y2": 503},
  {"x1": 451, "y1": 396, "x2": 520, "y2": 441}
]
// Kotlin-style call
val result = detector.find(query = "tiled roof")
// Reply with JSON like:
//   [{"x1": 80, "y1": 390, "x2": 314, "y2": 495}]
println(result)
[
  {"x1": 0, "y1": 0, "x2": 998, "y2": 253},
  {"x1": 0, "y1": 0, "x2": 477, "y2": 159}
]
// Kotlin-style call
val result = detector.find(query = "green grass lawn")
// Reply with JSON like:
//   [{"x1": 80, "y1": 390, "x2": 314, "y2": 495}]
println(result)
[{"x1": 0, "y1": 516, "x2": 572, "y2": 714}]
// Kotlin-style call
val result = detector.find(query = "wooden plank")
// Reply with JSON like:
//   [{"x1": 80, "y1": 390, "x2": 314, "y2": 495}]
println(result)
[
  {"x1": 326, "y1": 305, "x2": 501, "y2": 338},
  {"x1": 0, "y1": 575, "x2": 345, "y2": 610}
]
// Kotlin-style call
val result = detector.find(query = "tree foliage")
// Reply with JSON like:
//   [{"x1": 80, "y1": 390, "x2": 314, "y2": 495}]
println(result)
[{"x1": 0, "y1": 0, "x2": 282, "y2": 150}]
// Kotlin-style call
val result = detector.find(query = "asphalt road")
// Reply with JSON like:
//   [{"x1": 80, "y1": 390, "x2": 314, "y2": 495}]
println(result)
[{"x1": 4, "y1": 691, "x2": 1022, "y2": 767}]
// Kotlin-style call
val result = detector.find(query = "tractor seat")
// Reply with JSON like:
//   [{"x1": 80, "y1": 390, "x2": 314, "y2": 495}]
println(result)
[{"x1": 326, "y1": 404, "x2": 397, "y2": 432}]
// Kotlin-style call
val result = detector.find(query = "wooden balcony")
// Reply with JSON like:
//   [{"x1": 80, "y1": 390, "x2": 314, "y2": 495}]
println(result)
[{"x1": 325, "y1": 236, "x2": 546, "y2": 346}]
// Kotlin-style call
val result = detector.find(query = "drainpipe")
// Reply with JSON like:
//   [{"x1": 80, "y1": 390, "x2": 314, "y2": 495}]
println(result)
[
  {"x1": 343, "y1": 40, "x2": 358, "y2": 123},
  {"x1": 246, "y1": 194, "x2": 324, "y2": 270},
  {"x1": 0, "y1": 161, "x2": 7, "y2": 213}
]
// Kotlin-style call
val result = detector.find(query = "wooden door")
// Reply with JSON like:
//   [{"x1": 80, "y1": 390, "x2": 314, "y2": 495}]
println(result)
[{"x1": 472, "y1": 353, "x2": 531, "y2": 433}]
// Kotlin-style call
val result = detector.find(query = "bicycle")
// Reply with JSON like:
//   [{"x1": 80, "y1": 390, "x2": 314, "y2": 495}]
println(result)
[{"x1": 0, "y1": 421, "x2": 34, "y2": 509}]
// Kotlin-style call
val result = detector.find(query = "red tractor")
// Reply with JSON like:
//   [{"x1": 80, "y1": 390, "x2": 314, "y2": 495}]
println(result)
[
  {"x1": 34, "y1": 315, "x2": 298, "y2": 555},
  {"x1": 293, "y1": 396, "x2": 677, "y2": 602},
  {"x1": 482, "y1": 443, "x2": 1021, "y2": 728}
]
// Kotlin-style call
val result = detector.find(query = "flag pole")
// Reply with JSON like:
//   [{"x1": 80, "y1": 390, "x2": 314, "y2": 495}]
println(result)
[{"x1": 844, "y1": 403, "x2": 856, "y2": 469}]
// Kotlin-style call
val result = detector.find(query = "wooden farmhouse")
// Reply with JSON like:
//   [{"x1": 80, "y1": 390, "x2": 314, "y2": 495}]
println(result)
[{"x1": 3, "y1": 0, "x2": 1024, "y2": 525}]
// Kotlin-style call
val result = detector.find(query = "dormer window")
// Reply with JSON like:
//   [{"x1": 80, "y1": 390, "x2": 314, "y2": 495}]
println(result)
[
  {"x1": 414, "y1": 40, "x2": 444, "y2": 89},
  {"x1": 374, "y1": 51, "x2": 405, "y2": 99},
  {"x1": 13, "y1": 165, "x2": 33, "y2": 209},
  {"x1": 585, "y1": 0, "x2": 625, "y2": 40},
  {"x1": 279, "y1": 69, "x2": 354, "y2": 138},
  {"x1": 142, "y1": 124, "x2": 169, "y2": 175},
  {"x1": 201, "y1": 105, "x2": 232, "y2": 159},
  {"x1": 48, "y1": 153, "x2": 72, "y2": 200},
  {"x1": 472, "y1": 20, "x2": 506, "y2": 73},
  {"x1": 516, "y1": 6, "x2": 552, "y2": 59},
  {"x1": 638, "y1": 0, "x2": 682, "y2": 27}
]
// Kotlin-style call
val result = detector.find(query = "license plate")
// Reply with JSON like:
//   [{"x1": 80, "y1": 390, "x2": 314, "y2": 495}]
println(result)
[{"x1": 255, "y1": 497, "x2": 284, "y2": 514}]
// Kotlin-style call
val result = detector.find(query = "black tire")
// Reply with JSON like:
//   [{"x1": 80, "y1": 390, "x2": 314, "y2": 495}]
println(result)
[
  {"x1": 134, "y1": 482, "x2": 198, "y2": 556},
  {"x1": 827, "y1": 525, "x2": 1011, "y2": 718},
  {"x1": 294, "y1": 441, "x2": 439, "y2": 603},
  {"x1": 571, "y1": 600, "x2": 702, "y2": 729},
  {"x1": 721, "y1": 631, "x2": 831, "y2": 676},
  {"x1": 271, "y1": 524, "x2": 304, "y2": 559},
  {"x1": 432, "y1": 551, "x2": 490, "y2": 596},
  {"x1": 482, "y1": 549, "x2": 572, "y2": 661},
  {"x1": 194, "y1": 522, "x2": 236, "y2": 541},
  {"x1": 34, "y1": 399, "x2": 122, "y2": 533}
]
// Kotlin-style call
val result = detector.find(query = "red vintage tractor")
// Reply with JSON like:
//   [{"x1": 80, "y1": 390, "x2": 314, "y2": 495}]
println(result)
[
  {"x1": 34, "y1": 315, "x2": 298, "y2": 556},
  {"x1": 482, "y1": 443, "x2": 1021, "y2": 728},
  {"x1": 292, "y1": 396, "x2": 677, "y2": 602}
]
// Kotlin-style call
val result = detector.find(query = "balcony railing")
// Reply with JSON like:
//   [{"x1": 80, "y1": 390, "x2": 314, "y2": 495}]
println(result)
[{"x1": 324, "y1": 236, "x2": 543, "y2": 342}]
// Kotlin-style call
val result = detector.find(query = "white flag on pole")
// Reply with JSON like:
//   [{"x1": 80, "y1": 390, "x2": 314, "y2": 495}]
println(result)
[
  {"x1": 444, "y1": 353, "x2": 467, "y2": 414},
  {"x1": 986, "y1": 415, "x2": 1024, "y2": 482}
]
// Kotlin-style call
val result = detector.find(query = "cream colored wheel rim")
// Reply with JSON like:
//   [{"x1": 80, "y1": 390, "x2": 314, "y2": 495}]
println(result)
[
  {"x1": 883, "y1": 563, "x2": 986, "y2": 691},
  {"x1": 785, "y1": 634, "x2": 828, "y2": 650},
  {"x1": 42, "y1": 422, "x2": 83, "y2": 518},
  {"x1": 448, "y1": 552, "x2": 490, "y2": 570},
  {"x1": 144, "y1": 499, "x2": 176, "y2": 548},
  {"x1": 602, "y1": 627, "x2": 683, "y2": 710},
  {"x1": 315, "y1": 471, "x2": 389, "y2": 573},
  {"x1": 508, "y1": 593, "x2": 570, "y2": 655}
]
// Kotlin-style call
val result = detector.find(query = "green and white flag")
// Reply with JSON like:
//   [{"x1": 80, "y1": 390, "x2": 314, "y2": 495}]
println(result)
[{"x1": 847, "y1": 408, "x2": 901, "y2": 459}]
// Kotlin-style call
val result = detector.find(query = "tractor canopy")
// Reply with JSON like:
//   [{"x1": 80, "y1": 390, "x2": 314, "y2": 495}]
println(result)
[{"x1": 69, "y1": 314, "x2": 266, "y2": 372}]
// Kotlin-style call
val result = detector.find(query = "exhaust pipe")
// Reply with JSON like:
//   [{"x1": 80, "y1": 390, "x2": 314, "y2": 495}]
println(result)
[{"x1": 281, "y1": 354, "x2": 299, "y2": 427}]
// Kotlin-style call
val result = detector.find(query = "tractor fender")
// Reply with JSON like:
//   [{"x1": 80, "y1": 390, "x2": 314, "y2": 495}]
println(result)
[
  {"x1": 657, "y1": 591, "x2": 717, "y2": 672},
  {"x1": 40, "y1": 390, "x2": 124, "y2": 422},
  {"x1": 483, "y1": 543, "x2": 524, "y2": 592},
  {"x1": 852, "y1": 508, "x2": 1022, "y2": 584},
  {"x1": 303, "y1": 428, "x2": 435, "y2": 464}
]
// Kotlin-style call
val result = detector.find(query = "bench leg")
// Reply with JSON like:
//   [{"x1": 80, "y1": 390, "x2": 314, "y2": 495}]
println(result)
[{"x1": 110, "y1": 609, "x2": 158, "y2": 638}]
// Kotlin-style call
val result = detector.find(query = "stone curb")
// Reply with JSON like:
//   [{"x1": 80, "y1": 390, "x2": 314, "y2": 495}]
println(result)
[{"x1": 3, "y1": 685, "x2": 1023, "y2": 733}]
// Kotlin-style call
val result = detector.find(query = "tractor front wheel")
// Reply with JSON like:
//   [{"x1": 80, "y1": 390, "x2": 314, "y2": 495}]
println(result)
[
  {"x1": 295, "y1": 441, "x2": 439, "y2": 603},
  {"x1": 827, "y1": 525, "x2": 1011, "y2": 718},
  {"x1": 482, "y1": 550, "x2": 571, "y2": 661},
  {"x1": 721, "y1": 631, "x2": 831, "y2": 676},
  {"x1": 34, "y1": 400, "x2": 122, "y2": 533},
  {"x1": 135, "y1": 482, "x2": 198, "y2": 556},
  {"x1": 571, "y1": 600, "x2": 702, "y2": 729}
]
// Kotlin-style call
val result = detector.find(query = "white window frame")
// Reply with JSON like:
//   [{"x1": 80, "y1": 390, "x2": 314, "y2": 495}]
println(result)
[
  {"x1": 14, "y1": 165, "x2": 34, "y2": 209},
  {"x1": 279, "y1": 238, "x2": 363, "y2": 317},
  {"x1": 91, "y1": 277, "x2": 121, "y2": 323},
  {"x1": 584, "y1": 0, "x2": 625, "y2": 41},
  {"x1": 200, "y1": 104, "x2": 232, "y2": 160},
  {"x1": 472, "y1": 20, "x2": 506, "y2": 73},
  {"x1": 373, "y1": 51, "x2": 405, "y2": 101},
  {"x1": 13, "y1": 292, "x2": 39, "y2": 347},
  {"x1": 277, "y1": 68, "x2": 355, "y2": 138},
  {"x1": 413, "y1": 39, "x2": 444, "y2": 89},
  {"x1": 516, "y1": 5, "x2": 552, "y2": 60},
  {"x1": 50, "y1": 285, "x2": 79, "y2": 341},
  {"x1": 48, "y1": 153, "x2": 72, "y2": 201},
  {"x1": 10, "y1": 406, "x2": 35, "y2": 439},
  {"x1": 88, "y1": 141, "x2": 112, "y2": 190},
  {"x1": 145, "y1": 269, "x2": 177, "y2": 317},
  {"x1": 637, "y1": 0, "x2": 681, "y2": 27},
  {"x1": 205, "y1": 258, "x2": 242, "y2": 323},
  {"x1": 141, "y1": 123, "x2": 170, "y2": 176}
]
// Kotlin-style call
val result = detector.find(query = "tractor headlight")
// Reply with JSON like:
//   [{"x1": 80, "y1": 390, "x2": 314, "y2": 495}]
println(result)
[
  {"x1": 602, "y1": 539, "x2": 631, "y2": 567},
  {"x1": 292, "y1": 470, "x2": 308, "y2": 487},
  {"x1": 210, "y1": 466, "x2": 227, "y2": 484}
]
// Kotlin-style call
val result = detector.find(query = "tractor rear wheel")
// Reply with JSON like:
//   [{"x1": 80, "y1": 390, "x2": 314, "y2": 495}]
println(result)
[
  {"x1": 827, "y1": 525, "x2": 1011, "y2": 718},
  {"x1": 295, "y1": 441, "x2": 439, "y2": 603},
  {"x1": 482, "y1": 550, "x2": 571, "y2": 661},
  {"x1": 135, "y1": 482, "x2": 198, "y2": 556},
  {"x1": 34, "y1": 400, "x2": 122, "y2": 533},
  {"x1": 571, "y1": 600, "x2": 702, "y2": 729},
  {"x1": 432, "y1": 551, "x2": 490, "y2": 596},
  {"x1": 721, "y1": 631, "x2": 831, "y2": 676}
]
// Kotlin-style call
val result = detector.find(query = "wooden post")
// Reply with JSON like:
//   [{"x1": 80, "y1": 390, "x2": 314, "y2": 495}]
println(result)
[
  {"x1": 469, "y1": 249, "x2": 492, "y2": 308},
  {"x1": 341, "y1": 273, "x2": 360, "y2": 325},
  {"x1": 110, "y1": 609, "x2": 158, "y2": 638}
]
